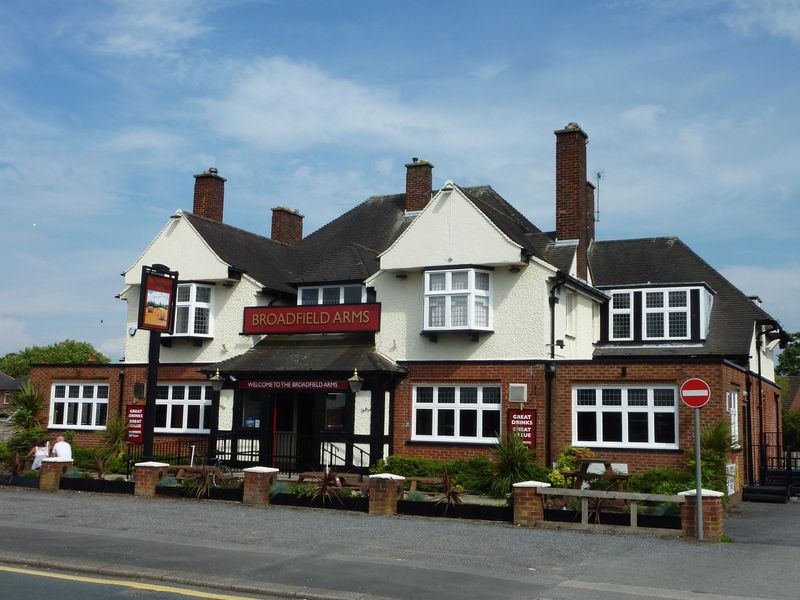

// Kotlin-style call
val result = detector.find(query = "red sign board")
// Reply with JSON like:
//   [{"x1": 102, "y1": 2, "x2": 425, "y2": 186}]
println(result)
[
  {"x1": 239, "y1": 379, "x2": 348, "y2": 391},
  {"x1": 508, "y1": 409, "x2": 536, "y2": 448},
  {"x1": 126, "y1": 405, "x2": 145, "y2": 444},
  {"x1": 243, "y1": 303, "x2": 381, "y2": 335},
  {"x1": 137, "y1": 266, "x2": 178, "y2": 333},
  {"x1": 679, "y1": 378, "x2": 712, "y2": 409}
]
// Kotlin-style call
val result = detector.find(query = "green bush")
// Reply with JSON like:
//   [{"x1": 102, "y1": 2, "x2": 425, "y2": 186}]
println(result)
[
  {"x1": 629, "y1": 467, "x2": 693, "y2": 494},
  {"x1": 489, "y1": 432, "x2": 550, "y2": 499},
  {"x1": 783, "y1": 410, "x2": 800, "y2": 449},
  {"x1": 370, "y1": 455, "x2": 494, "y2": 494}
]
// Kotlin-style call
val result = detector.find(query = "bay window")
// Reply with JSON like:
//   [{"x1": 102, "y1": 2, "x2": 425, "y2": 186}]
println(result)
[
  {"x1": 423, "y1": 268, "x2": 492, "y2": 331},
  {"x1": 412, "y1": 384, "x2": 501, "y2": 443},
  {"x1": 50, "y1": 383, "x2": 109, "y2": 430},
  {"x1": 573, "y1": 385, "x2": 678, "y2": 449}
]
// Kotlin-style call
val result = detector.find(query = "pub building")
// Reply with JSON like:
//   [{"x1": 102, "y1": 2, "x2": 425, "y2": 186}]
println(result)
[{"x1": 30, "y1": 124, "x2": 786, "y2": 499}]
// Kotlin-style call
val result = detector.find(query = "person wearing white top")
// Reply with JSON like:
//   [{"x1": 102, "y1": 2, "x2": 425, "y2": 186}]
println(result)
[{"x1": 52, "y1": 435, "x2": 72, "y2": 460}]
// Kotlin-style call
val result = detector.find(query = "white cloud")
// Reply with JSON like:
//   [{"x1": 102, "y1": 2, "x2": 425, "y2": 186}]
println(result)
[
  {"x1": 0, "y1": 318, "x2": 36, "y2": 357},
  {"x1": 722, "y1": 264, "x2": 800, "y2": 331},
  {"x1": 722, "y1": 0, "x2": 800, "y2": 43},
  {"x1": 84, "y1": 0, "x2": 211, "y2": 58}
]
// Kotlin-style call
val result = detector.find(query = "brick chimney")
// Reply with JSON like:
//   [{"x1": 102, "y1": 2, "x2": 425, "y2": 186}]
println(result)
[
  {"x1": 271, "y1": 206, "x2": 304, "y2": 245},
  {"x1": 555, "y1": 123, "x2": 593, "y2": 280},
  {"x1": 405, "y1": 158, "x2": 433, "y2": 212},
  {"x1": 193, "y1": 167, "x2": 226, "y2": 223}
]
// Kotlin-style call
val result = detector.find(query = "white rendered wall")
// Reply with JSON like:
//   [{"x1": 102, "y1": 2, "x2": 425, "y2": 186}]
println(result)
[
  {"x1": 354, "y1": 390, "x2": 371, "y2": 435},
  {"x1": 747, "y1": 328, "x2": 777, "y2": 382},
  {"x1": 218, "y1": 389, "x2": 234, "y2": 431}
]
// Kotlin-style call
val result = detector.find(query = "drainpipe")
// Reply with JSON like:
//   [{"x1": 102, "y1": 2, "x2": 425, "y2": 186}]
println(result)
[
  {"x1": 546, "y1": 273, "x2": 568, "y2": 467},
  {"x1": 117, "y1": 368, "x2": 125, "y2": 416}
]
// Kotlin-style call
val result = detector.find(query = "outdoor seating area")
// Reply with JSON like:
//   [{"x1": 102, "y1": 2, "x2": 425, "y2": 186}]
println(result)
[{"x1": 561, "y1": 459, "x2": 630, "y2": 491}]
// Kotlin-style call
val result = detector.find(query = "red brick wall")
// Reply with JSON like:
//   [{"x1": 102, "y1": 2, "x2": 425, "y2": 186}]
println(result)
[
  {"x1": 192, "y1": 169, "x2": 225, "y2": 223},
  {"x1": 555, "y1": 123, "x2": 591, "y2": 279},
  {"x1": 271, "y1": 206, "x2": 303, "y2": 245},
  {"x1": 405, "y1": 159, "x2": 433, "y2": 212}
]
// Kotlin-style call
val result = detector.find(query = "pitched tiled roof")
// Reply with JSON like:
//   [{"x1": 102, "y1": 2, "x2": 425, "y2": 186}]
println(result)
[
  {"x1": 590, "y1": 237, "x2": 774, "y2": 358},
  {"x1": 0, "y1": 371, "x2": 21, "y2": 392},
  {"x1": 183, "y1": 212, "x2": 299, "y2": 294}
]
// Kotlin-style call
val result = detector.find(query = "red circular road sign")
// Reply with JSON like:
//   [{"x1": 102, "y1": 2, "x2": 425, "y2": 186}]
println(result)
[{"x1": 679, "y1": 378, "x2": 712, "y2": 408}]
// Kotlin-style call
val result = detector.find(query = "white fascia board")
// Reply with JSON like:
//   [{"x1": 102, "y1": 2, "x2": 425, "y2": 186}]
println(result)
[{"x1": 379, "y1": 182, "x2": 523, "y2": 271}]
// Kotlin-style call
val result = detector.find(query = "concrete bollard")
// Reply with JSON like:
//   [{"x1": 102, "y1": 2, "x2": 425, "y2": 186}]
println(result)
[
  {"x1": 679, "y1": 489, "x2": 725, "y2": 542},
  {"x1": 368, "y1": 473, "x2": 405, "y2": 516},
  {"x1": 512, "y1": 481, "x2": 551, "y2": 527},
  {"x1": 134, "y1": 462, "x2": 170, "y2": 498},
  {"x1": 243, "y1": 467, "x2": 280, "y2": 507},
  {"x1": 39, "y1": 458, "x2": 74, "y2": 492}
]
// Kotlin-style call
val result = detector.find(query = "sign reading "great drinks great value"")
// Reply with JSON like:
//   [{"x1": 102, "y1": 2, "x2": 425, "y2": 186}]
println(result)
[{"x1": 243, "y1": 303, "x2": 381, "y2": 335}]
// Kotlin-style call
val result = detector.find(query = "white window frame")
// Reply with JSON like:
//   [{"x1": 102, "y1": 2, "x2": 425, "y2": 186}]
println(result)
[
  {"x1": 609, "y1": 292, "x2": 633, "y2": 341},
  {"x1": 726, "y1": 390, "x2": 740, "y2": 449},
  {"x1": 642, "y1": 288, "x2": 691, "y2": 341},
  {"x1": 173, "y1": 283, "x2": 214, "y2": 337},
  {"x1": 572, "y1": 385, "x2": 679, "y2": 449},
  {"x1": 423, "y1": 268, "x2": 493, "y2": 331},
  {"x1": 297, "y1": 285, "x2": 367, "y2": 305},
  {"x1": 412, "y1": 384, "x2": 501, "y2": 444},
  {"x1": 49, "y1": 382, "x2": 109, "y2": 430},
  {"x1": 154, "y1": 383, "x2": 213, "y2": 434}
]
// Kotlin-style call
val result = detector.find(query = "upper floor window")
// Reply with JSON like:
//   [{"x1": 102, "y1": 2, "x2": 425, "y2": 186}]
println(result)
[
  {"x1": 298, "y1": 285, "x2": 366, "y2": 305},
  {"x1": 49, "y1": 383, "x2": 109, "y2": 430},
  {"x1": 423, "y1": 268, "x2": 492, "y2": 331},
  {"x1": 174, "y1": 283, "x2": 213, "y2": 336},
  {"x1": 605, "y1": 286, "x2": 713, "y2": 342}
]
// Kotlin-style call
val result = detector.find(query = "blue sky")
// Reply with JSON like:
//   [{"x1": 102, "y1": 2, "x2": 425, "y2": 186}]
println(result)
[{"x1": 0, "y1": 0, "x2": 798, "y2": 361}]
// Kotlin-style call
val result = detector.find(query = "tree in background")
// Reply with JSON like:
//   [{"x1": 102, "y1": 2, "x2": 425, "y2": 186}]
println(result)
[
  {"x1": 777, "y1": 332, "x2": 800, "y2": 377},
  {"x1": 0, "y1": 340, "x2": 110, "y2": 378}
]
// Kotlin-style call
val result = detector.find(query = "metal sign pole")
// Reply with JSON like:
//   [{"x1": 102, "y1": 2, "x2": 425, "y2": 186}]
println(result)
[{"x1": 694, "y1": 407, "x2": 703, "y2": 542}]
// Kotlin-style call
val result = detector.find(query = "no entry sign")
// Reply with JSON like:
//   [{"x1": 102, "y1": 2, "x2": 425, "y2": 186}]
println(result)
[{"x1": 679, "y1": 378, "x2": 711, "y2": 409}]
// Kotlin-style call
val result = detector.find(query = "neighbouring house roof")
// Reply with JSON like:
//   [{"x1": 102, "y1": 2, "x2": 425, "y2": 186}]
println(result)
[
  {"x1": 205, "y1": 333, "x2": 405, "y2": 375},
  {"x1": 589, "y1": 237, "x2": 775, "y2": 359},
  {"x1": 0, "y1": 372, "x2": 21, "y2": 392}
]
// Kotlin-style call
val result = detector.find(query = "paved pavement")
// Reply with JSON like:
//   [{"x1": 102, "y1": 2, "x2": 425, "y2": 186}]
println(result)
[{"x1": 1, "y1": 487, "x2": 799, "y2": 600}]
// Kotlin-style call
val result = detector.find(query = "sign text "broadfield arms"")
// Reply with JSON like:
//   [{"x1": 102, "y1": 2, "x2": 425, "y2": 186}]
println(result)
[{"x1": 243, "y1": 303, "x2": 381, "y2": 335}]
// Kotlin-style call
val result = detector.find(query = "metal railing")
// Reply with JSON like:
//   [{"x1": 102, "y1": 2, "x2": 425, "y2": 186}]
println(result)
[{"x1": 125, "y1": 438, "x2": 210, "y2": 476}]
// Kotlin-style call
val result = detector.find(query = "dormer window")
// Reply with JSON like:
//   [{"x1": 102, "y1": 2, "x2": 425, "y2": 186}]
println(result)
[
  {"x1": 604, "y1": 285, "x2": 713, "y2": 343},
  {"x1": 298, "y1": 285, "x2": 366, "y2": 305},
  {"x1": 423, "y1": 268, "x2": 492, "y2": 331},
  {"x1": 173, "y1": 283, "x2": 213, "y2": 336}
]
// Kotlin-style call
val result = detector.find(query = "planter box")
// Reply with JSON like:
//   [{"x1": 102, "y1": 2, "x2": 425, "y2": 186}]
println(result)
[
  {"x1": 544, "y1": 508, "x2": 681, "y2": 529},
  {"x1": 59, "y1": 478, "x2": 135, "y2": 495},
  {"x1": 398, "y1": 500, "x2": 513, "y2": 522},
  {"x1": 0, "y1": 475, "x2": 40, "y2": 489},
  {"x1": 270, "y1": 493, "x2": 369, "y2": 512},
  {"x1": 155, "y1": 485, "x2": 244, "y2": 502}
]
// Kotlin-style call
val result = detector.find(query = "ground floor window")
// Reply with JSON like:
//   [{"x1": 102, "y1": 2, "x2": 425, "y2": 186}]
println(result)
[
  {"x1": 50, "y1": 383, "x2": 109, "y2": 430},
  {"x1": 572, "y1": 385, "x2": 678, "y2": 449},
  {"x1": 412, "y1": 384, "x2": 501, "y2": 443},
  {"x1": 155, "y1": 383, "x2": 212, "y2": 433}
]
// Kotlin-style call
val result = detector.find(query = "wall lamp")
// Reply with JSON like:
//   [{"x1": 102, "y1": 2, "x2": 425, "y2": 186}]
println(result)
[
  {"x1": 209, "y1": 369, "x2": 225, "y2": 392},
  {"x1": 348, "y1": 368, "x2": 364, "y2": 393}
]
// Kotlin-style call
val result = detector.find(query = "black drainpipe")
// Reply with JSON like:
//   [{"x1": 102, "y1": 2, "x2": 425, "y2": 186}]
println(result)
[
  {"x1": 117, "y1": 368, "x2": 125, "y2": 416},
  {"x1": 546, "y1": 273, "x2": 568, "y2": 467}
]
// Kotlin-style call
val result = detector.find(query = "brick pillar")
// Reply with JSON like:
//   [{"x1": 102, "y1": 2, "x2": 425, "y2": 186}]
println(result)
[
  {"x1": 134, "y1": 462, "x2": 170, "y2": 498},
  {"x1": 368, "y1": 473, "x2": 405, "y2": 516},
  {"x1": 243, "y1": 467, "x2": 279, "y2": 507},
  {"x1": 512, "y1": 481, "x2": 551, "y2": 527},
  {"x1": 39, "y1": 458, "x2": 73, "y2": 492},
  {"x1": 679, "y1": 489, "x2": 725, "y2": 542}
]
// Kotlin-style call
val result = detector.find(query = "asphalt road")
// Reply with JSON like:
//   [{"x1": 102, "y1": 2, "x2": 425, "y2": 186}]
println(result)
[{"x1": 1, "y1": 487, "x2": 798, "y2": 600}]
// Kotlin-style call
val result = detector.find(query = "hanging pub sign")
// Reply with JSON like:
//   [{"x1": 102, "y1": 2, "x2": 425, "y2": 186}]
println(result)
[
  {"x1": 508, "y1": 409, "x2": 536, "y2": 448},
  {"x1": 243, "y1": 303, "x2": 381, "y2": 335},
  {"x1": 137, "y1": 264, "x2": 179, "y2": 333},
  {"x1": 126, "y1": 405, "x2": 145, "y2": 444}
]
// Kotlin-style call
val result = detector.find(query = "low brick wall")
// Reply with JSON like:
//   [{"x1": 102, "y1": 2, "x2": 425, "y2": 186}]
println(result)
[
  {"x1": 134, "y1": 462, "x2": 170, "y2": 498},
  {"x1": 39, "y1": 458, "x2": 73, "y2": 492},
  {"x1": 243, "y1": 467, "x2": 279, "y2": 507},
  {"x1": 368, "y1": 474, "x2": 405, "y2": 516},
  {"x1": 679, "y1": 489, "x2": 725, "y2": 542},
  {"x1": 512, "y1": 481, "x2": 550, "y2": 526}
]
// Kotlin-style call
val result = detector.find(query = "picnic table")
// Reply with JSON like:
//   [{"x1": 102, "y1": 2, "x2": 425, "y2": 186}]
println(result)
[
  {"x1": 562, "y1": 459, "x2": 630, "y2": 491},
  {"x1": 171, "y1": 464, "x2": 234, "y2": 485}
]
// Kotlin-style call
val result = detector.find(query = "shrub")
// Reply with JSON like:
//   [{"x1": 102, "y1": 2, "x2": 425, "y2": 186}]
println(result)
[
  {"x1": 9, "y1": 381, "x2": 43, "y2": 431},
  {"x1": 489, "y1": 432, "x2": 549, "y2": 498},
  {"x1": 370, "y1": 455, "x2": 494, "y2": 494},
  {"x1": 629, "y1": 467, "x2": 693, "y2": 494},
  {"x1": 101, "y1": 415, "x2": 128, "y2": 461},
  {"x1": 554, "y1": 446, "x2": 594, "y2": 472}
]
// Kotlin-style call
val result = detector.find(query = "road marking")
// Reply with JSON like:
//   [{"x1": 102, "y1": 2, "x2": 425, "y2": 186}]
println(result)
[
  {"x1": 0, "y1": 565, "x2": 259, "y2": 599},
  {"x1": 558, "y1": 580, "x2": 778, "y2": 600}
]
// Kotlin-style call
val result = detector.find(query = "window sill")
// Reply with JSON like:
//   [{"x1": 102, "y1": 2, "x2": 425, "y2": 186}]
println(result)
[
  {"x1": 420, "y1": 329, "x2": 493, "y2": 343},
  {"x1": 161, "y1": 335, "x2": 213, "y2": 348},
  {"x1": 573, "y1": 444, "x2": 682, "y2": 453},
  {"x1": 48, "y1": 425, "x2": 106, "y2": 431},
  {"x1": 154, "y1": 429, "x2": 211, "y2": 435},
  {"x1": 408, "y1": 439, "x2": 499, "y2": 446}
]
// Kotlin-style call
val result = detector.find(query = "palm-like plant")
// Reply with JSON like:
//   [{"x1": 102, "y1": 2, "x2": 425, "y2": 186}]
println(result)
[
  {"x1": 489, "y1": 432, "x2": 540, "y2": 498},
  {"x1": 10, "y1": 380, "x2": 43, "y2": 431}
]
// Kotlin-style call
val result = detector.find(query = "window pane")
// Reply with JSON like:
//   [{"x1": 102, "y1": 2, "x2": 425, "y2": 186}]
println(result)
[
  {"x1": 301, "y1": 288, "x2": 318, "y2": 305},
  {"x1": 156, "y1": 385, "x2": 169, "y2": 400},
  {"x1": 175, "y1": 306, "x2": 189, "y2": 333},
  {"x1": 482, "y1": 387, "x2": 501, "y2": 404},
  {"x1": 482, "y1": 410, "x2": 500, "y2": 438},
  {"x1": 460, "y1": 410, "x2": 477, "y2": 436},
  {"x1": 203, "y1": 404, "x2": 211, "y2": 430},
  {"x1": 97, "y1": 386, "x2": 109, "y2": 399},
  {"x1": 416, "y1": 409, "x2": 433, "y2": 435},
  {"x1": 460, "y1": 387, "x2": 478, "y2": 403},
  {"x1": 450, "y1": 295, "x2": 468, "y2": 327},
  {"x1": 451, "y1": 271, "x2": 468, "y2": 290},
  {"x1": 187, "y1": 385, "x2": 202, "y2": 400},
  {"x1": 82, "y1": 385, "x2": 94, "y2": 398},
  {"x1": 416, "y1": 387, "x2": 433, "y2": 403},
  {"x1": 668, "y1": 290, "x2": 687, "y2": 307},
  {"x1": 172, "y1": 385, "x2": 185, "y2": 400},
  {"x1": 177, "y1": 285, "x2": 190, "y2": 303},
  {"x1": 612, "y1": 293, "x2": 630, "y2": 309},
  {"x1": 602, "y1": 389, "x2": 622, "y2": 405},
  {"x1": 428, "y1": 297, "x2": 445, "y2": 327},
  {"x1": 155, "y1": 405, "x2": 167, "y2": 428},
  {"x1": 646, "y1": 292, "x2": 663, "y2": 308},
  {"x1": 628, "y1": 389, "x2": 648, "y2": 406},
  {"x1": 67, "y1": 402, "x2": 79, "y2": 425},
  {"x1": 612, "y1": 314, "x2": 630, "y2": 338},
  {"x1": 54, "y1": 385, "x2": 66, "y2": 398},
  {"x1": 438, "y1": 409, "x2": 455, "y2": 436},
  {"x1": 196, "y1": 286, "x2": 211, "y2": 303},
  {"x1": 577, "y1": 389, "x2": 596, "y2": 406},
  {"x1": 438, "y1": 387, "x2": 455, "y2": 403},
  {"x1": 95, "y1": 403, "x2": 108, "y2": 427},
  {"x1": 628, "y1": 412, "x2": 649, "y2": 443},
  {"x1": 428, "y1": 273, "x2": 446, "y2": 291},
  {"x1": 474, "y1": 296, "x2": 489, "y2": 328},
  {"x1": 187, "y1": 405, "x2": 201, "y2": 429},
  {"x1": 325, "y1": 393, "x2": 346, "y2": 430},
  {"x1": 170, "y1": 405, "x2": 184, "y2": 429},
  {"x1": 669, "y1": 312, "x2": 687, "y2": 337},
  {"x1": 322, "y1": 287, "x2": 340, "y2": 304},
  {"x1": 602, "y1": 412, "x2": 622, "y2": 442},
  {"x1": 69, "y1": 385, "x2": 80, "y2": 398},
  {"x1": 343, "y1": 286, "x2": 362, "y2": 303},
  {"x1": 654, "y1": 389, "x2": 675, "y2": 406},
  {"x1": 646, "y1": 313, "x2": 664, "y2": 337},
  {"x1": 194, "y1": 307, "x2": 209, "y2": 334},
  {"x1": 577, "y1": 412, "x2": 596, "y2": 441},
  {"x1": 53, "y1": 402, "x2": 65, "y2": 424},
  {"x1": 654, "y1": 413, "x2": 676, "y2": 443},
  {"x1": 80, "y1": 403, "x2": 92, "y2": 426},
  {"x1": 475, "y1": 272, "x2": 490, "y2": 291}
]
